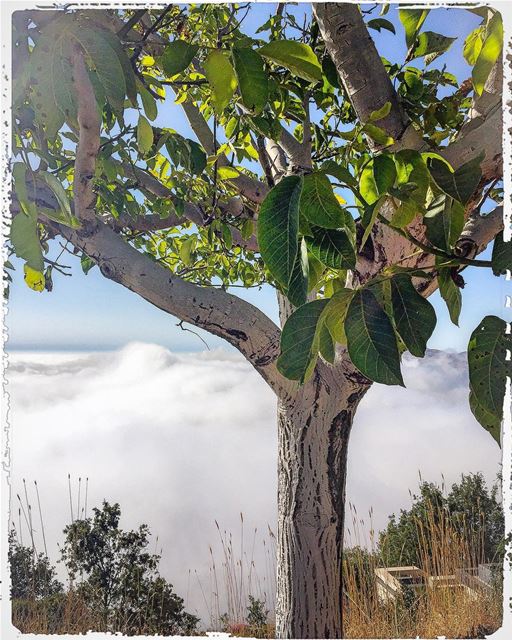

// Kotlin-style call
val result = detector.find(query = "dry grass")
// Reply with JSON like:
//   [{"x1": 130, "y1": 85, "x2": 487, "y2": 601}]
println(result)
[{"x1": 343, "y1": 501, "x2": 502, "y2": 639}]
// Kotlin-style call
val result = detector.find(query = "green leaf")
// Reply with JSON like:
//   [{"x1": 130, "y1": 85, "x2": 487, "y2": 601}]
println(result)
[
  {"x1": 277, "y1": 299, "x2": 329, "y2": 382},
  {"x1": 374, "y1": 154, "x2": 397, "y2": 195},
  {"x1": 232, "y1": 48, "x2": 268, "y2": 114},
  {"x1": 468, "y1": 315, "x2": 511, "y2": 443},
  {"x1": 258, "y1": 40, "x2": 322, "y2": 83},
  {"x1": 463, "y1": 26, "x2": 485, "y2": 66},
  {"x1": 411, "y1": 32, "x2": 456, "y2": 61},
  {"x1": 369, "y1": 101, "x2": 392, "y2": 122},
  {"x1": 288, "y1": 238, "x2": 309, "y2": 308},
  {"x1": 258, "y1": 175, "x2": 302, "y2": 289},
  {"x1": 438, "y1": 267, "x2": 462, "y2": 326},
  {"x1": 361, "y1": 196, "x2": 386, "y2": 248},
  {"x1": 300, "y1": 172, "x2": 346, "y2": 229},
  {"x1": 74, "y1": 26, "x2": 126, "y2": 113},
  {"x1": 187, "y1": 140, "x2": 207, "y2": 175},
  {"x1": 491, "y1": 231, "x2": 511, "y2": 276},
  {"x1": 179, "y1": 236, "x2": 196, "y2": 267},
  {"x1": 10, "y1": 211, "x2": 44, "y2": 272},
  {"x1": 308, "y1": 226, "x2": 356, "y2": 270},
  {"x1": 318, "y1": 321, "x2": 335, "y2": 364},
  {"x1": 321, "y1": 161, "x2": 357, "y2": 189},
  {"x1": 359, "y1": 161, "x2": 379, "y2": 206},
  {"x1": 39, "y1": 171, "x2": 80, "y2": 228},
  {"x1": 12, "y1": 163, "x2": 36, "y2": 218},
  {"x1": 161, "y1": 41, "x2": 199, "y2": 77},
  {"x1": 204, "y1": 50, "x2": 238, "y2": 112},
  {"x1": 390, "y1": 200, "x2": 417, "y2": 229},
  {"x1": 345, "y1": 288, "x2": 404, "y2": 386},
  {"x1": 469, "y1": 388, "x2": 501, "y2": 445},
  {"x1": 472, "y1": 12, "x2": 503, "y2": 96},
  {"x1": 322, "y1": 55, "x2": 339, "y2": 88},
  {"x1": 137, "y1": 115, "x2": 154, "y2": 155},
  {"x1": 29, "y1": 22, "x2": 75, "y2": 137},
  {"x1": 362, "y1": 123, "x2": 394, "y2": 147},
  {"x1": 399, "y1": 9, "x2": 430, "y2": 48},
  {"x1": 390, "y1": 275, "x2": 436, "y2": 357},
  {"x1": 394, "y1": 150, "x2": 430, "y2": 206},
  {"x1": 97, "y1": 24, "x2": 137, "y2": 106},
  {"x1": 81, "y1": 253, "x2": 96, "y2": 275},
  {"x1": 424, "y1": 196, "x2": 464, "y2": 251},
  {"x1": 139, "y1": 83, "x2": 158, "y2": 121},
  {"x1": 322, "y1": 288, "x2": 354, "y2": 344},
  {"x1": 367, "y1": 18, "x2": 396, "y2": 35},
  {"x1": 427, "y1": 153, "x2": 483, "y2": 205}
]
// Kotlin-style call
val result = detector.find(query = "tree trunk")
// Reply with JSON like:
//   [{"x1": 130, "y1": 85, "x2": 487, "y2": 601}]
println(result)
[{"x1": 275, "y1": 368, "x2": 368, "y2": 638}]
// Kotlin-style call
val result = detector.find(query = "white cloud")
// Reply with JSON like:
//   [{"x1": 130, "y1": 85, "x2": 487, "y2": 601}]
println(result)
[{"x1": 6, "y1": 344, "x2": 501, "y2": 624}]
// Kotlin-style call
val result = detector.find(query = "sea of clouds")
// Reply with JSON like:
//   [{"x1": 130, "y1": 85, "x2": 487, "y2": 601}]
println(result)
[{"x1": 6, "y1": 343, "x2": 501, "y2": 623}]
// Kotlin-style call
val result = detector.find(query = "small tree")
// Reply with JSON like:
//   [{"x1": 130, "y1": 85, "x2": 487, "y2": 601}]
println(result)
[
  {"x1": 8, "y1": 530, "x2": 63, "y2": 600},
  {"x1": 60, "y1": 501, "x2": 198, "y2": 634},
  {"x1": 378, "y1": 473, "x2": 504, "y2": 568}
]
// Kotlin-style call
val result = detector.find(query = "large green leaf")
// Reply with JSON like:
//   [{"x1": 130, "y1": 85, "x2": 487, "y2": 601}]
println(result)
[
  {"x1": 10, "y1": 212, "x2": 44, "y2": 272},
  {"x1": 473, "y1": 12, "x2": 503, "y2": 96},
  {"x1": 427, "y1": 153, "x2": 483, "y2": 205},
  {"x1": 288, "y1": 238, "x2": 309, "y2": 308},
  {"x1": 308, "y1": 226, "x2": 356, "y2": 270},
  {"x1": 73, "y1": 26, "x2": 126, "y2": 113},
  {"x1": 345, "y1": 288, "x2": 404, "y2": 386},
  {"x1": 399, "y1": 9, "x2": 430, "y2": 48},
  {"x1": 232, "y1": 48, "x2": 268, "y2": 114},
  {"x1": 258, "y1": 41, "x2": 322, "y2": 83},
  {"x1": 438, "y1": 267, "x2": 462, "y2": 325},
  {"x1": 300, "y1": 172, "x2": 346, "y2": 229},
  {"x1": 204, "y1": 50, "x2": 238, "y2": 112},
  {"x1": 468, "y1": 315, "x2": 511, "y2": 443},
  {"x1": 469, "y1": 388, "x2": 501, "y2": 445},
  {"x1": 277, "y1": 299, "x2": 329, "y2": 382},
  {"x1": 411, "y1": 32, "x2": 456, "y2": 61},
  {"x1": 394, "y1": 150, "x2": 430, "y2": 206},
  {"x1": 390, "y1": 275, "x2": 437, "y2": 357},
  {"x1": 463, "y1": 26, "x2": 485, "y2": 66},
  {"x1": 491, "y1": 231, "x2": 511, "y2": 276},
  {"x1": 424, "y1": 196, "x2": 464, "y2": 251},
  {"x1": 373, "y1": 154, "x2": 397, "y2": 196},
  {"x1": 29, "y1": 20, "x2": 75, "y2": 136},
  {"x1": 161, "y1": 41, "x2": 199, "y2": 77},
  {"x1": 258, "y1": 176, "x2": 302, "y2": 289}
]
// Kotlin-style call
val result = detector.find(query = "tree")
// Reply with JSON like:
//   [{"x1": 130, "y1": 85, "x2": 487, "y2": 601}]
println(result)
[
  {"x1": 9, "y1": 4, "x2": 508, "y2": 637},
  {"x1": 8, "y1": 530, "x2": 63, "y2": 600},
  {"x1": 379, "y1": 473, "x2": 505, "y2": 568},
  {"x1": 60, "y1": 501, "x2": 199, "y2": 634}
]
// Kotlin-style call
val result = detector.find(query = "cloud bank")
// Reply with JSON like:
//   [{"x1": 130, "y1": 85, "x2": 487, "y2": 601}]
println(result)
[{"x1": 7, "y1": 344, "x2": 501, "y2": 623}]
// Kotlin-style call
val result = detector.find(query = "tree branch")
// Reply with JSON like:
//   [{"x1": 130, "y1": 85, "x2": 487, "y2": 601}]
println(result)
[
  {"x1": 71, "y1": 47, "x2": 100, "y2": 223},
  {"x1": 313, "y1": 3, "x2": 422, "y2": 150},
  {"x1": 57, "y1": 218, "x2": 288, "y2": 395},
  {"x1": 178, "y1": 100, "x2": 269, "y2": 203}
]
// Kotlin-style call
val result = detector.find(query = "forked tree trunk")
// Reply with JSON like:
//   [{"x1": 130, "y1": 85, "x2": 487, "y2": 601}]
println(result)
[{"x1": 275, "y1": 369, "x2": 369, "y2": 638}]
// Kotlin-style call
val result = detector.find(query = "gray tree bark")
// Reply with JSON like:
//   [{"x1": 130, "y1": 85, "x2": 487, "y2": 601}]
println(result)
[{"x1": 275, "y1": 365, "x2": 370, "y2": 638}]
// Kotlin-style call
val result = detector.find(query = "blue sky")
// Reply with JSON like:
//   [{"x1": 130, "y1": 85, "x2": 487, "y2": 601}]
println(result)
[{"x1": 7, "y1": 4, "x2": 510, "y2": 352}]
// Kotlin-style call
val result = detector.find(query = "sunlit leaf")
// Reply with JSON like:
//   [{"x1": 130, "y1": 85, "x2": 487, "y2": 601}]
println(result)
[
  {"x1": 232, "y1": 47, "x2": 268, "y2": 114},
  {"x1": 258, "y1": 40, "x2": 322, "y2": 83},
  {"x1": 204, "y1": 50, "x2": 238, "y2": 112},
  {"x1": 161, "y1": 41, "x2": 199, "y2": 77}
]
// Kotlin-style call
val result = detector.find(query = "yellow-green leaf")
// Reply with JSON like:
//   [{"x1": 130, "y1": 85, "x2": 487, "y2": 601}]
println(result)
[
  {"x1": 137, "y1": 114, "x2": 154, "y2": 155},
  {"x1": 204, "y1": 50, "x2": 238, "y2": 113}
]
